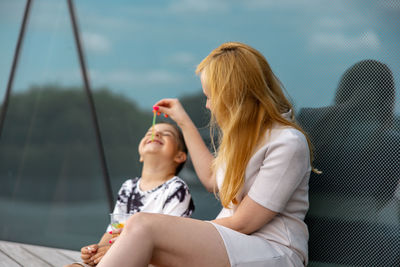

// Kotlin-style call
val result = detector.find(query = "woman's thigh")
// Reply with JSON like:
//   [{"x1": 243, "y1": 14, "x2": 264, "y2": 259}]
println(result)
[{"x1": 131, "y1": 213, "x2": 230, "y2": 267}]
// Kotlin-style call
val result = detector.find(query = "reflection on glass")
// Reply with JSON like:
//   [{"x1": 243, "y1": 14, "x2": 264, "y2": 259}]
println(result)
[
  {"x1": 0, "y1": 0, "x2": 26, "y2": 97},
  {"x1": 0, "y1": 0, "x2": 109, "y2": 249},
  {"x1": 297, "y1": 60, "x2": 400, "y2": 266},
  {"x1": 0, "y1": 0, "x2": 398, "y2": 259}
]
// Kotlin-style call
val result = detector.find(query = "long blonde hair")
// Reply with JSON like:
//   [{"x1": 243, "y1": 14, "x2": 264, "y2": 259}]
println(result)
[{"x1": 196, "y1": 42, "x2": 318, "y2": 208}]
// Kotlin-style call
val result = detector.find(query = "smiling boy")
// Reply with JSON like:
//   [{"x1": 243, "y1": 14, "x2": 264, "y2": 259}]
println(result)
[{"x1": 66, "y1": 122, "x2": 194, "y2": 267}]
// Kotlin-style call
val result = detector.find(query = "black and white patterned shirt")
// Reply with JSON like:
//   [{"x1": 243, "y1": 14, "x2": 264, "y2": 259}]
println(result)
[{"x1": 112, "y1": 176, "x2": 194, "y2": 218}]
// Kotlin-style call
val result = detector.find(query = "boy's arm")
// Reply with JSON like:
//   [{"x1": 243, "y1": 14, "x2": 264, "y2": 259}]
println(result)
[{"x1": 98, "y1": 232, "x2": 113, "y2": 246}]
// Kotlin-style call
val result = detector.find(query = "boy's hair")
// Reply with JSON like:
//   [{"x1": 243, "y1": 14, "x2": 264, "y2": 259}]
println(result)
[{"x1": 159, "y1": 122, "x2": 188, "y2": 175}]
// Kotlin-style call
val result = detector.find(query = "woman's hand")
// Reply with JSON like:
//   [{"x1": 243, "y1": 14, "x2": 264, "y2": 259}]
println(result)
[{"x1": 153, "y1": 98, "x2": 191, "y2": 128}]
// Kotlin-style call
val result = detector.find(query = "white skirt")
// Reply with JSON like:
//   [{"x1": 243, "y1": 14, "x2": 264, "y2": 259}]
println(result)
[{"x1": 209, "y1": 222, "x2": 304, "y2": 267}]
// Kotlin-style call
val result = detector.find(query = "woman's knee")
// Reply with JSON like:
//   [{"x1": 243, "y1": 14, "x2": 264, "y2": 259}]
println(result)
[{"x1": 124, "y1": 212, "x2": 155, "y2": 237}]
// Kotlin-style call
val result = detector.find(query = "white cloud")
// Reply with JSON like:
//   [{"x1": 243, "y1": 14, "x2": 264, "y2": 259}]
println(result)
[
  {"x1": 168, "y1": 0, "x2": 229, "y2": 13},
  {"x1": 244, "y1": 0, "x2": 296, "y2": 9},
  {"x1": 243, "y1": 0, "x2": 347, "y2": 11},
  {"x1": 82, "y1": 32, "x2": 111, "y2": 53},
  {"x1": 309, "y1": 30, "x2": 380, "y2": 51},
  {"x1": 145, "y1": 70, "x2": 184, "y2": 84},
  {"x1": 317, "y1": 17, "x2": 346, "y2": 30},
  {"x1": 0, "y1": 0, "x2": 27, "y2": 23},
  {"x1": 88, "y1": 69, "x2": 187, "y2": 107},
  {"x1": 168, "y1": 52, "x2": 197, "y2": 65},
  {"x1": 80, "y1": 13, "x2": 140, "y2": 33},
  {"x1": 22, "y1": 0, "x2": 70, "y2": 32},
  {"x1": 90, "y1": 69, "x2": 184, "y2": 87}
]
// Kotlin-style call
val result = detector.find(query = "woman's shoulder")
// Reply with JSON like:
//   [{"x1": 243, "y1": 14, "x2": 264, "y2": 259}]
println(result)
[
  {"x1": 251, "y1": 126, "x2": 308, "y2": 162},
  {"x1": 251, "y1": 126, "x2": 309, "y2": 159},
  {"x1": 269, "y1": 125, "x2": 307, "y2": 145}
]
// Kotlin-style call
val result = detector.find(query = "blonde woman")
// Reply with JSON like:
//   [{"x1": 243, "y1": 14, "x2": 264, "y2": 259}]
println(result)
[{"x1": 97, "y1": 42, "x2": 316, "y2": 267}]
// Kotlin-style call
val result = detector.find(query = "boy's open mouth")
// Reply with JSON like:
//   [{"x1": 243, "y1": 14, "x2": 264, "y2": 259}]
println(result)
[{"x1": 147, "y1": 139, "x2": 163, "y2": 145}]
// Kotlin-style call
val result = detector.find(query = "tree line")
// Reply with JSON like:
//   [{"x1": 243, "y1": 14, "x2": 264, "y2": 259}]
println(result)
[{"x1": 0, "y1": 85, "x2": 210, "y2": 202}]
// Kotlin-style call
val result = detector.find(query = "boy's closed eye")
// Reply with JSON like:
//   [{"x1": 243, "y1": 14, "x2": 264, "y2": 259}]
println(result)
[
  {"x1": 145, "y1": 130, "x2": 176, "y2": 138},
  {"x1": 161, "y1": 131, "x2": 174, "y2": 137}
]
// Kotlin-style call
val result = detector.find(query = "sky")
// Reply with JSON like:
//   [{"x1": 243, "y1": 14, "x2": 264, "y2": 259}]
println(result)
[{"x1": 0, "y1": 0, "x2": 399, "y2": 113}]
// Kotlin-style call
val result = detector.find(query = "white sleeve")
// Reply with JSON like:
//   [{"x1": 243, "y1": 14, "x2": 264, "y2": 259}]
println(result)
[
  {"x1": 162, "y1": 181, "x2": 194, "y2": 217},
  {"x1": 248, "y1": 130, "x2": 310, "y2": 212}
]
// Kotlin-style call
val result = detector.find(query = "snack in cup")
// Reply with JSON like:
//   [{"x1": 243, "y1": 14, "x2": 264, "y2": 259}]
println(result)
[{"x1": 110, "y1": 213, "x2": 131, "y2": 237}]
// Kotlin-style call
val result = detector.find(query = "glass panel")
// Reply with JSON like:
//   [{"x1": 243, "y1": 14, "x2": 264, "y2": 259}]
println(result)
[
  {"x1": 0, "y1": 0, "x2": 109, "y2": 250},
  {"x1": 73, "y1": 1, "x2": 400, "y2": 264},
  {"x1": 0, "y1": 1, "x2": 398, "y2": 263},
  {"x1": 73, "y1": 0, "x2": 223, "y2": 221},
  {"x1": 0, "y1": 0, "x2": 26, "y2": 96}
]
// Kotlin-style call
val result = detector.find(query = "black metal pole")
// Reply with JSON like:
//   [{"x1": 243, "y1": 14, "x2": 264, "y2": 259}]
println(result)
[
  {"x1": 0, "y1": 0, "x2": 32, "y2": 140},
  {"x1": 67, "y1": 0, "x2": 114, "y2": 212}
]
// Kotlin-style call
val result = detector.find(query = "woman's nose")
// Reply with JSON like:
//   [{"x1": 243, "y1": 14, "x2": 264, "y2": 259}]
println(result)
[{"x1": 205, "y1": 99, "x2": 211, "y2": 110}]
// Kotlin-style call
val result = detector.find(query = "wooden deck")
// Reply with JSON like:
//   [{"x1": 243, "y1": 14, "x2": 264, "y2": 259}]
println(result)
[{"x1": 0, "y1": 240, "x2": 81, "y2": 267}]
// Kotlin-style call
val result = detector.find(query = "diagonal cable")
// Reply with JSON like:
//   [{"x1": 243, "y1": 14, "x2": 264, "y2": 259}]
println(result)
[{"x1": 67, "y1": 0, "x2": 114, "y2": 211}]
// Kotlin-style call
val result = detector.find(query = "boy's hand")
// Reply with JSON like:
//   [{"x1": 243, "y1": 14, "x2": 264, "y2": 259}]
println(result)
[
  {"x1": 81, "y1": 244, "x2": 98, "y2": 265},
  {"x1": 89, "y1": 245, "x2": 111, "y2": 265},
  {"x1": 109, "y1": 227, "x2": 123, "y2": 239}
]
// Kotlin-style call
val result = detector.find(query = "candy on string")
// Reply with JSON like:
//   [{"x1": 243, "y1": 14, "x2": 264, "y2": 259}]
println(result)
[
  {"x1": 151, "y1": 106, "x2": 169, "y2": 141},
  {"x1": 151, "y1": 106, "x2": 159, "y2": 141}
]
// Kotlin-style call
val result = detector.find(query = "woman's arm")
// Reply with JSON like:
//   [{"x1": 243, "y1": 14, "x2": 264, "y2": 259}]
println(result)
[
  {"x1": 155, "y1": 98, "x2": 216, "y2": 191},
  {"x1": 214, "y1": 129, "x2": 310, "y2": 234},
  {"x1": 212, "y1": 195, "x2": 277, "y2": 234}
]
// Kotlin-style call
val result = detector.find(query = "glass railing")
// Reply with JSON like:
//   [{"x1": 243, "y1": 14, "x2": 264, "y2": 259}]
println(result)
[{"x1": 0, "y1": 1, "x2": 398, "y2": 265}]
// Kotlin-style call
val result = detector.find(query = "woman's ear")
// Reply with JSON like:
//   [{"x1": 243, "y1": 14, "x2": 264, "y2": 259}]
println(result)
[{"x1": 174, "y1": 151, "x2": 187, "y2": 164}]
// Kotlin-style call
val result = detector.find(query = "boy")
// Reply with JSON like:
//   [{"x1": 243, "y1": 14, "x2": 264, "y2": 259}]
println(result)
[{"x1": 66, "y1": 122, "x2": 194, "y2": 266}]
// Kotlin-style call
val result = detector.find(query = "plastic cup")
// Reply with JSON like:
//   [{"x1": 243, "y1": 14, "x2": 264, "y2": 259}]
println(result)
[{"x1": 110, "y1": 213, "x2": 131, "y2": 230}]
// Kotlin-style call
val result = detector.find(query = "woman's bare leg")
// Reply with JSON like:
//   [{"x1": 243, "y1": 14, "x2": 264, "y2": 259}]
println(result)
[{"x1": 97, "y1": 212, "x2": 230, "y2": 267}]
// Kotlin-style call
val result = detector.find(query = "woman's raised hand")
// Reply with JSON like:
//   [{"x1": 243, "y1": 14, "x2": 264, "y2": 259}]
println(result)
[{"x1": 153, "y1": 98, "x2": 191, "y2": 128}]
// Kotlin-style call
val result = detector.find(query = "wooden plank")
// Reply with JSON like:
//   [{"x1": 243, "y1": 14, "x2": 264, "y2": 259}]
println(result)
[
  {"x1": 56, "y1": 248, "x2": 81, "y2": 262},
  {"x1": 23, "y1": 243, "x2": 81, "y2": 266},
  {"x1": 0, "y1": 241, "x2": 51, "y2": 267},
  {"x1": 0, "y1": 249, "x2": 21, "y2": 267}
]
